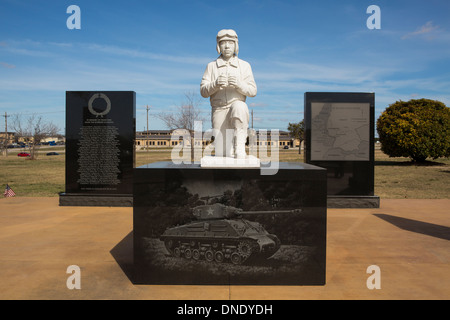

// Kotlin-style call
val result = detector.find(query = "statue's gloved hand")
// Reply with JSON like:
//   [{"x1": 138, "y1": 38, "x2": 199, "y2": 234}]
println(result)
[
  {"x1": 216, "y1": 74, "x2": 228, "y2": 88},
  {"x1": 227, "y1": 75, "x2": 241, "y2": 90}
]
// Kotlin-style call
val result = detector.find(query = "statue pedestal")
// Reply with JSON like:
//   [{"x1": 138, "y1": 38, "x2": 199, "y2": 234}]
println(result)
[
  {"x1": 200, "y1": 155, "x2": 260, "y2": 168},
  {"x1": 133, "y1": 161, "x2": 327, "y2": 285}
]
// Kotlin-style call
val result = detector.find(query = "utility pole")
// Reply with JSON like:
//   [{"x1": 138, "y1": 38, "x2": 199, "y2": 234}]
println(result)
[
  {"x1": 2, "y1": 112, "x2": 11, "y2": 156},
  {"x1": 146, "y1": 105, "x2": 150, "y2": 157}
]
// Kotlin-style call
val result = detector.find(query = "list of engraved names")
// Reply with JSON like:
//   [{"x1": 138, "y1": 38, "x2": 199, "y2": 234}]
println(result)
[{"x1": 77, "y1": 118, "x2": 121, "y2": 189}]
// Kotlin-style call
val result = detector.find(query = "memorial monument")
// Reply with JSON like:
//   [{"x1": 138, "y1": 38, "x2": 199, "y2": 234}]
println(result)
[
  {"x1": 304, "y1": 92, "x2": 380, "y2": 208},
  {"x1": 200, "y1": 29, "x2": 259, "y2": 167},
  {"x1": 60, "y1": 91, "x2": 136, "y2": 207},
  {"x1": 133, "y1": 30, "x2": 327, "y2": 285}
]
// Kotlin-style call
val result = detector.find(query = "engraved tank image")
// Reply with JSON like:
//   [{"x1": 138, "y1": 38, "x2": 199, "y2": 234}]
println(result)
[{"x1": 160, "y1": 203, "x2": 301, "y2": 265}]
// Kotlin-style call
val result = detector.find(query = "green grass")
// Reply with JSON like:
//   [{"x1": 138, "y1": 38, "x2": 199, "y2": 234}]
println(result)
[
  {"x1": 374, "y1": 147, "x2": 450, "y2": 199},
  {"x1": 0, "y1": 153, "x2": 65, "y2": 197},
  {"x1": 1, "y1": 147, "x2": 449, "y2": 199}
]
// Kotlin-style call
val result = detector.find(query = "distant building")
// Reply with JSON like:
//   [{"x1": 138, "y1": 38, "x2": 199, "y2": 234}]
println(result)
[
  {"x1": 252, "y1": 130, "x2": 298, "y2": 148},
  {"x1": 41, "y1": 136, "x2": 66, "y2": 144},
  {"x1": 0, "y1": 132, "x2": 15, "y2": 145},
  {"x1": 136, "y1": 130, "x2": 176, "y2": 148},
  {"x1": 135, "y1": 129, "x2": 299, "y2": 149},
  {"x1": 3, "y1": 129, "x2": 298, "y2": 150},
  {"x1": 1, "y1": 132, "x2": 66, "y2": 146}
]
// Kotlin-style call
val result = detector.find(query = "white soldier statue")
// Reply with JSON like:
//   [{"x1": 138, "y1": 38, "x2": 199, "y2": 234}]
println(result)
[{"x1": 200, "y1": 29, "x2": 257, "y2": 159}]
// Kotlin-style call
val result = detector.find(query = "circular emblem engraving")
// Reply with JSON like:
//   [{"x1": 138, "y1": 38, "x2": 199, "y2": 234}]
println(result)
[{"x1": 88, "y1": 93, "x2": 111, "y2": 117}]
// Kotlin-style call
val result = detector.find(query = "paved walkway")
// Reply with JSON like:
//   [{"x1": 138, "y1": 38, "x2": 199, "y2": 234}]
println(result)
[{"x1": 0, "y1": 197, "x2": 448, "y2": 300}]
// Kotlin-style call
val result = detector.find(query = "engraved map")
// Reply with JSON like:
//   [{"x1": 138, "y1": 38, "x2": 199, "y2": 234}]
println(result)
[{"x1": 311, "y1": 102, "x2": 370, "y2": 161}]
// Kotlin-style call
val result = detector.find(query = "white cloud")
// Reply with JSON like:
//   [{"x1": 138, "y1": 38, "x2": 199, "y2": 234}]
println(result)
[
  {"x1": 248, "y1": 102, "x2": 268, "y2": 108},
  {"x1": 0, "y1": 62, "x2": 15, "y2": 69},
  {"x1": 402, "y1": 21, "x2": 441, "y2": 40},
  {"x1": 255, "y1": 59, "x2": 398, "y2": 88},
  {"x1": 85, "y1": 43, "x2": 211, "y2": 66},
  {"x1": 1, "y1": 33, "x2": 448, "y2": 131}
]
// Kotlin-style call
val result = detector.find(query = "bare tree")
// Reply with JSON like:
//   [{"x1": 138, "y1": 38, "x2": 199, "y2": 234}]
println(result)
[
  {"x1": 156, "y1": 92, "x2": 205, "y2": 132},
  {"x1": 156, "y1": 92, "x2": 207, "y2": 161},
  {"x1": 11, "y1": 114, "x2": 59, "y2": 160}
]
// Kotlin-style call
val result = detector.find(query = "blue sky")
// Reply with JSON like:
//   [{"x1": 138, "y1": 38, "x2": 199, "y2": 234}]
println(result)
[{"x1": 1, "y1": 0, "x2": 449, "y2": 133}]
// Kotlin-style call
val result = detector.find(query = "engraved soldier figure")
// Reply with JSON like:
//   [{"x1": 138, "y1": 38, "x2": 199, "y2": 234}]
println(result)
[{"x1": 200, "y1": 29, "x2": 257, "y2": 159}]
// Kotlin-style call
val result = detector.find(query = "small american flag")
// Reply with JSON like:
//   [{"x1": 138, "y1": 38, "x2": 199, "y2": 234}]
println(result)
[{"x1": 4, "y1": 184, "x2": 16, "y2": 197}]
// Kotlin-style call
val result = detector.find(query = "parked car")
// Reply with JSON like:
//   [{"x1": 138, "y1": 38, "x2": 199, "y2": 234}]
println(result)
[
  {"x1": 17, "y1": 152, "x2": 30, "y2": 157},
  {"x1": 46, "y1": 152, "x2": 60, "y2": 156},
  {"x1": 283, "y1": 146, "x2": 289, "y2": 149}
]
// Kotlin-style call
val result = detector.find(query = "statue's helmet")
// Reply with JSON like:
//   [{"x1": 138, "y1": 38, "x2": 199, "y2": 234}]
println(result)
[{"x1": 216, "y1": 29, "x2": 239, "y2": 55}]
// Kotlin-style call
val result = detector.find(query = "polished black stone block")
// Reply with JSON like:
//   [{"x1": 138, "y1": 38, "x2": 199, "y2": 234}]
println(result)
[
  {"x1": 304, "y1": 92, "x2": 379, "y2": 208},
  {"x1": 60, "y1": 91, "x2": 135, "y2": 206},
  {"x1": 133, "y1": 162, "x2": 327, "y2": 285}
]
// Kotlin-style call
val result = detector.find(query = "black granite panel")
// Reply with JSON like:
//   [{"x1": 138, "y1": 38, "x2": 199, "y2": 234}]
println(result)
[
  {"x1": 133, "y1": 162, "x2": 327, "y2": 285},
  {"x1": 63, "y1": 91, "x2": 135, "y2": 202},
  {"x1": 305, "y1": 92, "x2": 376, "y2": 197}
]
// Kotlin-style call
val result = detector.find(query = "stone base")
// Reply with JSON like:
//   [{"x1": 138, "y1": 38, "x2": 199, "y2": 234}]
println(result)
[
  {"x1": 327, "y1": 195, "x2": 380, "y2": 208},
  {"x1": 200, "y1": 155, "x2": 260, "y2": 168},
  {"x1": 133, "y1": 161, "x2": 327, "y2": 285},
  {"x1": 59, "y1": 193, "x2": 133, "y2": 207}
]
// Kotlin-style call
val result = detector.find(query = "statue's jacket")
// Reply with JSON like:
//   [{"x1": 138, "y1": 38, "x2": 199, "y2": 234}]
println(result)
[{"x1": 200, "y1": 56, "x2": 257, "y2": 108}]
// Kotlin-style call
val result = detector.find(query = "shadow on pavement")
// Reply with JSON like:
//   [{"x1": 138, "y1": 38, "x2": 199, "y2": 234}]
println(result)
[
  {"x1": 110, "y1": 231, "x2": 135, "y2": 283},
  {"x1": 373, "y1": 214, "x2": 450, "y2": 241}
]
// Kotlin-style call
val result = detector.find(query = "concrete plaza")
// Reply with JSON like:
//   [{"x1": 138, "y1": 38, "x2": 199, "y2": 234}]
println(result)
[{"x1": 0, "y1": 197, "x2": 448, "y2": 300}]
